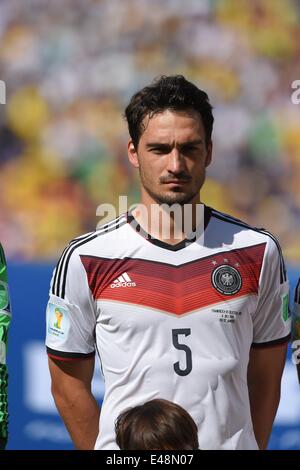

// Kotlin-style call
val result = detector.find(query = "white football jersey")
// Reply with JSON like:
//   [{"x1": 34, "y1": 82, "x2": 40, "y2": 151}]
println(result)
[{"x1": 46, "y1": 206, "x2": 290, "y2": 450}]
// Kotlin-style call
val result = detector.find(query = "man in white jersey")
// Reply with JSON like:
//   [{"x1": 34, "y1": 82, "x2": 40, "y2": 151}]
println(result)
[{"x1": 46, "y1": 75, "x2": 290, "y2": 450}]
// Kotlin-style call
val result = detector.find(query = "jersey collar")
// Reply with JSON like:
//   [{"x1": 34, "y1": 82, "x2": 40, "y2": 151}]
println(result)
[{"x1": 126, "y1": 205, "x2": 211, "y2": 251}]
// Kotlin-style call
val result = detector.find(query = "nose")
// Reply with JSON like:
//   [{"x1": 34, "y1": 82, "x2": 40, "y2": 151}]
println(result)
[{"x1": 166, "y1": 148, "x2": 186, "y2": 175}]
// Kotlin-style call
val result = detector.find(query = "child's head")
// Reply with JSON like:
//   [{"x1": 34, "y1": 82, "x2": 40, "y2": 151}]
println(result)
[{"x1": 115, "y1": 398, "x2": 199, "y2": 450}]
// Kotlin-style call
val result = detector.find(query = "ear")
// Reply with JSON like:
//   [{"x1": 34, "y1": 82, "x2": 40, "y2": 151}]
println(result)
[
  {"x1": 205, "y1": 141, "x2": 213, "y2": 167},
  {"x1": 127, "y1": 140, "x2": 139, "y2": 168}
]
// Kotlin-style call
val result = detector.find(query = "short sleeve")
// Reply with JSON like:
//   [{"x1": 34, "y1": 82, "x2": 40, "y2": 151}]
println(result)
[
  {"x1": 46, "y1": 245, "x2": 96, "y2": 360},
  {"x1": 251, "y1": 237, "x2": 291, "y2": 347}
]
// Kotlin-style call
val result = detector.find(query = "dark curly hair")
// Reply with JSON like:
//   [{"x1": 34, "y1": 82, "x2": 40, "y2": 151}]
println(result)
[
  {"x1": 125, "y1": 75, "x2": 214, "y2": 149},
  {"x1": 115, "y1": 398, "x2": 199, "y2": 450}
]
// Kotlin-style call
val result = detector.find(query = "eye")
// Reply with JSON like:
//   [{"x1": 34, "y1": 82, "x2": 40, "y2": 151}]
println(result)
[
  {"x1": 182, "y1": 145, "x2": 198, "y2": 153},
  {"x1": 149, "y1": 147, "x2": 170, "y2": 155}
]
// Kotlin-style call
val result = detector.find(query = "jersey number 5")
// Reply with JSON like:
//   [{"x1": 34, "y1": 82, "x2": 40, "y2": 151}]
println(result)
[{"x1": 172, "y1": 328, "x2": 192, "y2": 376}]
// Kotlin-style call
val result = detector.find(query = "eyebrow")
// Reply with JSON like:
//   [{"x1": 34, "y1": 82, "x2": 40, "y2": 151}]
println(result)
[{"x1": 146, "y1": 139, "x2": 203, "y2": 148}]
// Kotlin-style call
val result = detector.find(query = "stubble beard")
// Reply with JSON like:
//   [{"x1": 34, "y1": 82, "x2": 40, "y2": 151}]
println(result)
[{"x1": 139, "y1": 166, "x2": 204, "y2": 207}]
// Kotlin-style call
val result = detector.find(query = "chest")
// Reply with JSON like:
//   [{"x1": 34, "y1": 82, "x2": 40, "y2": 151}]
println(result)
[{"x1": 82, "y1": 247, "x2": 262, "y2": 317}]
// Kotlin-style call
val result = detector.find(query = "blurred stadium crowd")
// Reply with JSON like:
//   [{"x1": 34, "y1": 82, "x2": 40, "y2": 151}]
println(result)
[{"x1": 0, "y1": 0, "x2": 300, "y2": 261}]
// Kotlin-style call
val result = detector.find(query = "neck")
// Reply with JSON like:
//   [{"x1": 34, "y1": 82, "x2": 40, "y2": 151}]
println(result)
[{"x1": 132, "y1": 190, "x2": 203, "y2": 244}]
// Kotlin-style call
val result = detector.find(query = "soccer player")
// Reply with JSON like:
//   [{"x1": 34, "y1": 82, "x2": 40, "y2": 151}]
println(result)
[
  {"x1": 0, "y1": 243, "x2": 11, "y2": 450},
  {"x1": 115, "y1": 399, "x2": 199, "y2": 450},
  {"x1": 46, "y1": 75, "x2": 290, "y2": 450}
]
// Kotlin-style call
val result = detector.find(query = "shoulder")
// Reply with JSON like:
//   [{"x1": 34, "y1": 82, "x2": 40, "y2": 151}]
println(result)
[
  {"x1": 209, "y1": 207, "x2": 286, "y2": 282},
  {"x1": 209, "y1": 207, "x2": 282, "y2": 247},
  {"x1": 62, "y1": 212, "x2": 128, "y2": 258},
  {"x1": 52, "y1": 213, "x2": 128, "y2": 297}
]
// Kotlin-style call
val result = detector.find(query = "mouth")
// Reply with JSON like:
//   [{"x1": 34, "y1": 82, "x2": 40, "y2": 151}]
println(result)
[{"x1": 164, "y1": 180, "x2": 190, "y2": 185}]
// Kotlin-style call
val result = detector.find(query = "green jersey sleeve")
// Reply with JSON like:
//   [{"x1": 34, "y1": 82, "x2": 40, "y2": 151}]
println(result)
[{"x1": 0, "y1": 243, "x2": 11, "y2": 449}]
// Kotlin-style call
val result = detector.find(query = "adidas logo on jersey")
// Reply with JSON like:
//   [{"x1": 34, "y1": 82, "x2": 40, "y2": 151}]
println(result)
[{"x1": 110, "y1": 272, "x2": 136, "y2": 288}]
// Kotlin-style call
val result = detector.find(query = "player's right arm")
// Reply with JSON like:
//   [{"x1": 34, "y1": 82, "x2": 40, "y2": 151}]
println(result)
[
  {"x1": 46, "y1": 242, "x2": 100, "y2": 449},
  {"x1": 48, "y1": 356, "x2": 100, "y2": 449}
]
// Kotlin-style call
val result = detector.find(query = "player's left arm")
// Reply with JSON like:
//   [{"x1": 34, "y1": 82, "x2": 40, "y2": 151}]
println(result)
[
  {"x1": 249, "y1": 235, "x2": 291, "y2": 450},
  {"x1": 247, "y1": 343, "x2": 287, "y2": 450}
]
